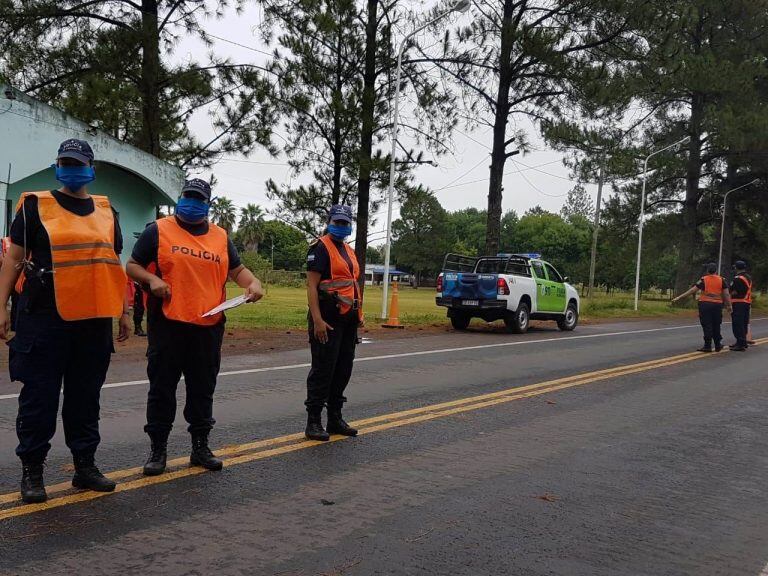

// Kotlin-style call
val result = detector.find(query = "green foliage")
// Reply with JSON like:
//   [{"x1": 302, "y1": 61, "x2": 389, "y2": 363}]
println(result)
[
  {"x1": 210, "y1": 197, "x2": 238, "y2": 233},
  {"x1": 510, "y1": 210, "x2": 591, "y2": 281},
  {"x1": 561, "y1": 185, "x2": 595, "y2": 222},
  {"x1": 239, "y1": 251, "x2": 272, "y2": 276},
  {"x1": 238, "y1": 204, "x2": 266, "y2": 252},
  {"x1": 390, "y1": 186, "x2": 452, "y2": 284},
  {"x1": 0, "y1": 0, "x2": 277, "y2": 167},
  {"x1": 365, "y1": 245, "x2": 384, "y2": 265},
  {"x1": 259, "y1": 219, "x2": 309, "y2": 270}
]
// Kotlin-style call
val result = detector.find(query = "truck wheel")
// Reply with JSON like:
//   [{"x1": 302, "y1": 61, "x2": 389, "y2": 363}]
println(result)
[
  {"x1": 505, "y1": 302, "x2": 529, "y2": 334},
  {"x1": 450, "y1": 313, "x2": 471, "y2": 330},
  {"x1": 557, "y1": 303, "x2": 578, "y2": 331}
]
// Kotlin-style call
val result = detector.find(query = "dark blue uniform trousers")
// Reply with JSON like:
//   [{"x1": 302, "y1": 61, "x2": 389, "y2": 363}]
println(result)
[
  {"x1": 698, "y1": 301, "x2": 723, "y2": 348},
  {"x1": 9, "y1": 312, "x2": 113, "y2": 463},
  {"x1": 144, "y1": 315, "x2": 225, "y2": 441},
  {"x1": 731, "y1": 302, "x2": 751, "y2": 347},
  {"x1": 305, "y1": 312, "x2": 358, "y2": 415}
]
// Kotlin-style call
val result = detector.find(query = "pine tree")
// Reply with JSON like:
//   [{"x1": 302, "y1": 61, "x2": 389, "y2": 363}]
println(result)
[
  {"x1": 432, "y1": 0, "x2": 639, "y2": 255},
  {"x1": 0, "y1": 1, "x2": 277, "y2": 167}
]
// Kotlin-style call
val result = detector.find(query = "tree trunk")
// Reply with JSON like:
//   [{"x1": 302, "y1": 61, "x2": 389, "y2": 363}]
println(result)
[
  {"x1": 674, "y1": 93, "x2": 704, "y2": 294},
  {"x1": 484, "y1": 0, "x2": 516, "y2": 256},
  {"x1": 139, "y1": 0, "x2": 161, "y2": 155},
  {"x1": 354, "y1": 0, "x2": 378, "y2": 292}
]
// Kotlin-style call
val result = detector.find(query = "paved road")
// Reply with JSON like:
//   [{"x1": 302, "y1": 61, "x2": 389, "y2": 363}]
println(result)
[{"x1": 1, "y1": 318, "x2": 767, "y2": 575}]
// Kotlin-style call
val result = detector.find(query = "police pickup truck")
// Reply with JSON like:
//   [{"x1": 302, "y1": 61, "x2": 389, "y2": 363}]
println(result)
[{"x1": 435, "y1": 253, "x2": 580, "y2": 333}]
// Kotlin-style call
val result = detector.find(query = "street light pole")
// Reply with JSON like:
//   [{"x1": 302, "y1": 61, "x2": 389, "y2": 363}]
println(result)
[
  {"x1": 380, "y1": 0, "x2": 470, "y2": 320},
  {"x1": 634, "y1": 136, "x2": 690, "y2": 311},
  {"x1": 717, "y1": 178, "x2": 759, "y2": 275}
]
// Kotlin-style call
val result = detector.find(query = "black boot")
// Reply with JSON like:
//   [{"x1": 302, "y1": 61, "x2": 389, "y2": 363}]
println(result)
[
  {"x1": 190, "y1": 433, "x2": 223, "y2": 471},
  {"x1": 143, "y1": 440, "x2": 168, "y2": 476},
  {"x1": 72, "y1": 454, "x2": 116, "y2": 492},
  {"x1": 327, "y1": 411, "x2": 358, "y2": 437},
  {"x1": 20, "y1": 462, "x2": 47, "y2": 504},
  {"x1": 305, "y1": 414, "x2": 330, "y2": 441},
  {"x1": 134, "y1": 322, "x2": 147, "y2": 337}
]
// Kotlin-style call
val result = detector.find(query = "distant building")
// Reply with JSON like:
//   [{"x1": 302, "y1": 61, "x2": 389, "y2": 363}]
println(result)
[
  {"x1": 364, "y1": 265, "x2": 411, "y2": 286},
  {"x1": 0, "y1": 83, "x2": 181, "y2": 260}
]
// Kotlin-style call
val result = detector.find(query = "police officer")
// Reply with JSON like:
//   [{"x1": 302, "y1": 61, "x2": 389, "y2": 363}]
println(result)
[
  {"x1": 672, "y1": 262, "x2": 732, "y2": 352},
  {"x1": 304, "y1": 205, "x2": 362, "y2": 441},
  {"x1": 729, "y1": 260, "x2": 752, "y2": 351},
  {"x1": 126, "y1": 179, "x2": 264, "y2": 476},
  {"x1": 0, "y1": 139, "x2": 130, "y2": 503}
]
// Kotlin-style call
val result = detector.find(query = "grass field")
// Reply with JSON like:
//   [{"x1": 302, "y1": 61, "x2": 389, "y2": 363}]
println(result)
[{"x1": 224, "y1": 283, "x2": 766, "y2": 329}]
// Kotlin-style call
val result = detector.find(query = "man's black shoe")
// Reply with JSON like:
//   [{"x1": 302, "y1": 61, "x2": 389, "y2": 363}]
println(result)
[
  {"x1": 134, "y1": 323, "x2": 147, "y2": 337},
  {"x1": 143, "y1": 441, "x2": 167, "y2": 476},
  {"x1": 20, "y1": 462, "x2": 47, "y2": 504},
  {"x1": 697, "y1": 346, "x2": 712, "y2": 353},
  {"x1": 730, "y1": 345, "x2": 747, "y2": 352},
  {"x1": 72, "y1": 455, "x2": 116, "y2": 492},
  {"x1": 305, "y1": 416, "x2": 330, "y2": 441},
  {"x1": 715, "y1": 344, "x2": 724, "y2": 352},
  {"x1": 190, "y1": 434, "x2": 223, "y2": 471},
  {"x1": 327, "y1": 412, "x2": 358, "y2": 437}
]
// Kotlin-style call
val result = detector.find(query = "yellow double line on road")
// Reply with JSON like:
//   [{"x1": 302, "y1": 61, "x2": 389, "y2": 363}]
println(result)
[{"x1": 1, "y1": 339, "x2": 765, "y2": 521}]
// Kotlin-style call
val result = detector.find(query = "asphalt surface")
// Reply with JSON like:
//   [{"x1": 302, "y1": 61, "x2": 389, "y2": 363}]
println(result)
[{"x1": 0, "y1": 318, "x2": 767, "y2": 575}]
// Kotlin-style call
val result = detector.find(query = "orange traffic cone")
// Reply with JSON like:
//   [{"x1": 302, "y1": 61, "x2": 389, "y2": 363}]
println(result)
[{"x1": 383, "y1": 282, "x2": 404, "y2": 329}]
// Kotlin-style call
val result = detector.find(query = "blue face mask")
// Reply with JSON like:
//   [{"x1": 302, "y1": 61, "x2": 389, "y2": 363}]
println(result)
[
  {"x1": 176, "y1": 197, "x2": 210, "y2": 223},
  {"x1": 54, "y1": 165, "x2": 95, "y2": 192},
  {"x1": 328, "y1": 224, "x2": 353, "y2": 240}
]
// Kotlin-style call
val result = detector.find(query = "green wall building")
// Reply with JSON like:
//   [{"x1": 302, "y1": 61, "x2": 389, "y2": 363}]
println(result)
[{"x1": 0, "y1": 84, "x2": 181, "y2": 260}]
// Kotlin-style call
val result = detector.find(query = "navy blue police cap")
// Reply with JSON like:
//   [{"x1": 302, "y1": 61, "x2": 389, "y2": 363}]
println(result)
[
  {"x1": 328, "y1": 204, "x2": 353, "y2": 223},
  {"x1": 181, "y1": 178, "x2": 212, "y2": 200},
  {"x1": 734, "y1": 260, "x2": 747, "y2": 270},
  {"x1": 57, "y1": 139, "x2": 94, "y2": 164}
]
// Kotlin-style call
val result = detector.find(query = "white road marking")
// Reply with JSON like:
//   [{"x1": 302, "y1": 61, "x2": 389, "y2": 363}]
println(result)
[{"x1": 0, "y1": 319, "x2": 763, "y2": 401}]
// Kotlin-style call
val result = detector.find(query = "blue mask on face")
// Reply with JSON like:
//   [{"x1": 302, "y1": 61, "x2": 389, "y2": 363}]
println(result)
[
  {"x1": 176, "y1": 197, "x2": 210, "y2": 222},
  {"x1": 328, "y1": 224, "x2": 353, "y2": 240},
  {"x1": 54, "y1": 165, "x2": 95, "y2": 192}
]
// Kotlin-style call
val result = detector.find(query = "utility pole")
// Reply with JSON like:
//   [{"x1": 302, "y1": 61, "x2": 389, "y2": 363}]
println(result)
[{"x1": 587, "y1": 159, "x2": 604, "y2": 297}]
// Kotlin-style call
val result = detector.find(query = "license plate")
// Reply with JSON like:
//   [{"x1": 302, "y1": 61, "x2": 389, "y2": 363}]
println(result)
[{"x1": 462, "y1": 299, "x2": 479, "y2": 306}]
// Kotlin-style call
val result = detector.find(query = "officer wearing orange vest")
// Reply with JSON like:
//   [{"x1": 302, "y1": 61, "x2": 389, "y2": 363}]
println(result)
[
  {"x1": 304, "y1": 205, "x2": 362, "y2": 441},
  {"x1": 0, "y1": 139, "x2": 131, "y2": 504},
  {"x1": 126, "y1": 178, "x2": 263, "y2": 475},
  {"x1": 672, "y1": 262, "x2": 732, "y2": 352},
  {"x1": 729, "y1": 260, "x2": 752, "y2": 351}
]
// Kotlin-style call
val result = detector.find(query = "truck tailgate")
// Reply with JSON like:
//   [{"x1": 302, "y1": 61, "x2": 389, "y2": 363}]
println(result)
[{"x1": 442, "y1": 273, "x2": 498, "y2": 300}]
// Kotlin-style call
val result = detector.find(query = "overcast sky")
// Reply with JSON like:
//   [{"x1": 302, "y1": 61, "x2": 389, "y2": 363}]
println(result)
[{"x1": 178, "y1": 2, "x2": 599, "y2": 243}]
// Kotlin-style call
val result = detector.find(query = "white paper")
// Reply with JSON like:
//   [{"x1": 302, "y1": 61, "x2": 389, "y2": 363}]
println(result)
[{"x1": 201, "y1": 294, "x2": 249, "y2": 317}]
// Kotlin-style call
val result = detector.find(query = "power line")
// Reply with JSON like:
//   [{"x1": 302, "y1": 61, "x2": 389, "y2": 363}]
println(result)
[
  {"x1": 513, "y1": 158, "x2": 574, "y2": 183},
  {"x1": 219, "y1": 157, "x2": 290, "y2": 166},
  {"x1": 436, "y1": 158, "x2": 565, "y2": 191},
  {"x1": 509, "y1": 158, "x2": 568, "y2": 198},
  {"x1": 435, "y1": 155, "x2": 489, "y2": 191},
  {"x1": 207, "y1": 33, "x2": 273, "y2": 57}
]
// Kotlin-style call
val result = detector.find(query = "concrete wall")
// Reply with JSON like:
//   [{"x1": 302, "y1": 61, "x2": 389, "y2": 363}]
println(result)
[
  {"x1": 8, "y1": 164, "x2": 164, "y2": 261},
  {"x1": 0, "y1": 83, "x2": 182, "y2": 236}
]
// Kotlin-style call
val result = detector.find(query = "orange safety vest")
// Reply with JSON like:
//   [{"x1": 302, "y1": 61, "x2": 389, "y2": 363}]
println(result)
[
  {"x1": 15, "y1": 191, "x2": 125, "y2": 320},
  {"x1": 156, "y1": 216, "x2": 229, "y2": 326},
  {"x1": 732, "y1": 274, "x2": 752, "y2": 304},
  {"x1": 698, "y1": 274, "x2": 725, "y2": 304},
  {"x1": 317, "y1": 234, "x2": 362, "y2": 320}
]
